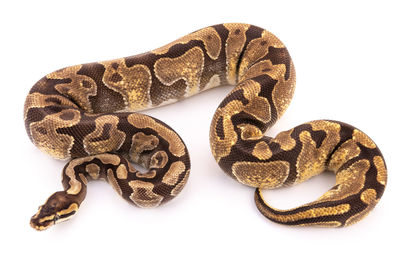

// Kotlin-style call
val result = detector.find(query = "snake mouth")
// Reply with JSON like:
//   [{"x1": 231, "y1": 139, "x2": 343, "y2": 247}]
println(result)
[
  {"x1": 30, "y1": 210, "x2": 77, "y2": 230},
  {"x1": 30, "y1": 215, "x2": 55, "y2": 231}
]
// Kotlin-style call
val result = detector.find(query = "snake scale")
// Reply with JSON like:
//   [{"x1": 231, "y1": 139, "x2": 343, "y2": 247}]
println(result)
[{"x1": 24, "y1": 23, "x2": 387, "y2": 230}]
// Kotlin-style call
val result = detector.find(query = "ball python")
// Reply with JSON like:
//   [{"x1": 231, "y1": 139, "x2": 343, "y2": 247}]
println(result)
[{"x1": 24, "y1": 23, "x2": 387, "y2": 230}]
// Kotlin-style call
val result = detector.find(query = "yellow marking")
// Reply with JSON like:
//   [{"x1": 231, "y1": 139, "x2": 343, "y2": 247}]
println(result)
[
  {"x1": 162, "y1": 161, "x2": 185, "y2": 186},
  {"x1": 252, "y1": 141, "x2": 272, "y2": 160},
  {"x1": 272, "y1": 129, "x2": 296, "y2": 151},
  {"x1": 237, "y1": 124, "x2": 263, "y2": 140},
  {"x1": 256, "y1": 192, "x2": 350, "y2": 223},
  {"x1": 224, "y1": 23, "x2": 250, "y2": 84},
  {"x1": 328, "y1": 139, "x2": 361, "y2": 172},
  {"x1": 55, "y1": 203, "x2": 79, "y2": 225},
  {"x1": 345, "y1": 189, "x2": 378, "y2": 226},
  {"x1": 39, "y1": 214, "x2": 55, "y2": 224},
  {"x1": 361, "y1": 189, "x2": 377, "y2": 205},
  {"x1": 232, "y1": 161, "x2": 290, "y2": 188},
  {"x1": 240, "y1": 80, "x2": 271, "y2": 123},
  {"x1": 271, "y1": 60, "x2": 296, "y2": 118},
  {"x1": 57, "y1": 203, "x2": 79, "y2": 216},
  {"x1": 373, "y1": 156, "x2": 387, "y2": 185},
  {"x1": 352, "y1": 129, "x2": 376, "y2": 149},
  {"x1": 210, "y1": 100, "x2": 242, "y2": 162},
  {"x1": 318, "y1": 159, "x2": 370, "y2": 203},
  {"x1": 296, "y1": 121, "x2": 341, "y2": 183},
  {"x1": 238, "y1": 30, "x2": 285, "y2": 79}
]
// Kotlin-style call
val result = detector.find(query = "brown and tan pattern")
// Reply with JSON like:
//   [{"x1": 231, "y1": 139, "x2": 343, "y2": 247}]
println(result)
[{"x1": 25, "y1": 23, "x2": 386, "y2": 231}]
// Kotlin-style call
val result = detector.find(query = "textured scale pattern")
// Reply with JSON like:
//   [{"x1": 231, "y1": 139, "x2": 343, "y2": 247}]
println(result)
[{"x1": 24, "y1": 23, "x2": 387, "y2": 230}]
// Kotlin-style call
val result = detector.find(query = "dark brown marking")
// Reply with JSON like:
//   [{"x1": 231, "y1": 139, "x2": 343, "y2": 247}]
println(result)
[
  {"x1": 36, "y1": 127, "x2": 47, "y2": 135},
  {"x1": 59, "y1": 111, "x2": 76, "y2": 121},
  {"x1": 110, "y1": 72, "x2": 123, "y2": 83},
  {"x1": 81, "y1": 80, "x2": 92, "y2": 88}
]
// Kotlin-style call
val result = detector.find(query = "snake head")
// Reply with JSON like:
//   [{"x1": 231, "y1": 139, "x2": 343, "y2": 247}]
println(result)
[{"x1": 30, "y1": 192, "x2": 79, "y2": 231}]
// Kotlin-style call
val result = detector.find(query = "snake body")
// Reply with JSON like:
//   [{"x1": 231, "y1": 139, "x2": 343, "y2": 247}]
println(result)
[{"x1": 25, "y1": 23, "x2": 386, "y2": 230}]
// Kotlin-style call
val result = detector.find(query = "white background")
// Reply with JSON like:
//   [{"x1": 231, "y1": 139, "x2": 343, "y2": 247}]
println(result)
[{"x1": 1, "y1": 1, "x2": 399, "y2": 266}]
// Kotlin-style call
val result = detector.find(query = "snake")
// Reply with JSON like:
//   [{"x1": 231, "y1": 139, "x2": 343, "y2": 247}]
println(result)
[{"x1": 24, "y1": 23, "x2": 387, "y2": 230}]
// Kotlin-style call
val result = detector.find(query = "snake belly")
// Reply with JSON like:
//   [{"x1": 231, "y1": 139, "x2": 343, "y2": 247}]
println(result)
[{"x1": 24, "y1": 23, "x2": 387, "y2": 230}]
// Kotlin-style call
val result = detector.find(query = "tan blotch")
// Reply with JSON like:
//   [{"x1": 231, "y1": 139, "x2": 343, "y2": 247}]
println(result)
[
  {"x1": 240, "y1": 80, "x2": 272, "y2": 124},
  {"x1": 345, "y1": 189, "x2": 378, "y2": 226},
  {"x1": 130, "y1": 132, "x2": 159, "y2": 163},
  {"x1": 24, "y1": 93, "x2": 78, "y2": 120},
  {"x1": 78, "y1": 173, "x2": 88, "y2": 185},
  {"x1": 116, "y1": 164, "x2": 128, "y2": 180},
  {"x1": 29, "y1": 109, "x2": 81, "y2": 159},
  {"x1": 102, "y1": 59, "x2": 152, "y2": 111},
  {"x1": 252, "y1": 141, "x2": 272, "y2": 160},
  {"x1": 127, "y1": 114, "x2": 186, "y2": 157},
  {"x1": 64, "y1": 156, "x2": 96, "y2": 195},
  {"x1": 86, "y1": 163, "x2": 100, "y2": 180},
  {"x1": 224, "y1": 23, "x2": 250, "y2": 84},
  {"x1": 272, "y1": 129, "x2": 296, "y2": 151},
  {"x1": 171, "y1": 169, "x2": 190, "y2": 196},
  {"x1": 232, "y1": 160, "x2": 290, "y2": 188},
  {"x1": 107, "y1": 169, "x2": 122, "y2": 196},
  {"x1": 209, "y1": 100, "x2": 241, "y2": 162},
  {"x1": 318, "y1": 159, "x2": 370, "y2": 203},
  {"x1": 149, "y1": 150, "x2": 169, "y2": 169},
  {"x1": 162, "y1": 161, "x2": 186, "y2": 186},
  {"x1": 203, "y1": 74, "x2": 221, "y2": 91},
  {"x1": 373, "y1": 156, "x2": 387, "y2": 185},
  {"x1": 238, "y1": 30, "x2": 285, "y2": 79},
  {"x1": 296, "y1": 121, "x2": 341, "y2": 184},
  {"x1": 256, "y1": 198, "x2": 350, "y2": 224},
  {"x1": 83, "y1": 115, "x2": 126, "y2": 155},
  {"x1": 47, "y1": 65, "x2": 97, "y2": 112},
  {"x1": 237, "y1": 124, "x2": 263, "y2": 140},
  {"x1": 296, "y1": 221, "x2": 342, "y2": 227},
  {"x1": 352, "y1": 129, "x2": 376, "y2": 149},
  {"x1": 154, "y1": 46, "x2": 204, "y2": 96},
  {"x1": 136, "y1": 170, "x2": 157, "y2": 179},
  {"x1": 328, "y1": 139, "x2": 361, "y2": 172},
  {"x1": 128, "y1": 180, "x2": 164, "y2": 208},
  {"x1": 271, "y1": 60, "x2": 296, "y2": 118},
  {"x1": 152, "y1": 26, "x2": 221, "y2": 60},
  {"x1": 98, "y1": 153, "x2": 121, "y2": 165}
]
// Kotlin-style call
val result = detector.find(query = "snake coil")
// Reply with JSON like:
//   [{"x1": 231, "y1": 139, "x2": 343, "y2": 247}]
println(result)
[{"x1": 24, "y1": 23, "x2": 386, "y2": 230}]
